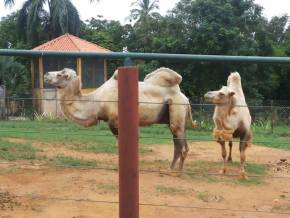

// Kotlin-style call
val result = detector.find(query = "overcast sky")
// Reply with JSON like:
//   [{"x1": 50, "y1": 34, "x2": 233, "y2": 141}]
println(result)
[{"x1": 1, "y1": 0, "x2": 290, "y2": 23}]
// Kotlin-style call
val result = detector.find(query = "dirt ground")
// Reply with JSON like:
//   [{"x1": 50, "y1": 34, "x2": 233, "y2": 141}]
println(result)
[{"x1": 1, "y1": 141, "x2": 290, "y2": 218}]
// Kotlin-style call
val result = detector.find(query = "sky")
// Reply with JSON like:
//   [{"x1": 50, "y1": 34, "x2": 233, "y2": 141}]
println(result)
[{"x1": 1, "y1": 0, "x2": 290, "y2": 23}]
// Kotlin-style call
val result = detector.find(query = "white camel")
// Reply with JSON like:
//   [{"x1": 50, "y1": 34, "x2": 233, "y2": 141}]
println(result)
[
  {"x1": 204, "y1": 72, "x2": 252, "y2": 179},
  {"x1": 44, "y1": 67, "x2": 197, "y2": 170}
]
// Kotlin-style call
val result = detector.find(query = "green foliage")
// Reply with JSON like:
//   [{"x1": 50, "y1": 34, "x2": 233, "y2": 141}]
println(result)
[
  {"x1": 1, "y1": 0, "x2": 290, "y2": 101},
  {"x1": 156, "y1": 185, "x2": 186, "y2": 195},
  {"x1": 52, "y1": 156, "x2": 99, "y2": 167},
  {"x1": 129, "y1": 0, "x2": 160, "y2": 23},
  {"x1": 0, "y1": 13, "x2": 29, "y2": 49},
  {"x1": 0, "y1": 56, "x2": 30, "y2": 98},
  {"x1": 2, "y1": 0, "x2": 98, "y2": 46}
]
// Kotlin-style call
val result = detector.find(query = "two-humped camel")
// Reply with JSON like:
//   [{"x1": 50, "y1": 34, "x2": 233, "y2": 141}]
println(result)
[
  {"x1": 44, "y1": 67, "x2": 197, "y2": 170},
  {"x1": 204, "y1": 72, "x2": 252, "y2": 179}
]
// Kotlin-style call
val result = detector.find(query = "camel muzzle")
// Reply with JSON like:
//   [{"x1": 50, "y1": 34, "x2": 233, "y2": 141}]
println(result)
[{"x1": 204, "y1": 92, "x2": 214, "y2": 102}]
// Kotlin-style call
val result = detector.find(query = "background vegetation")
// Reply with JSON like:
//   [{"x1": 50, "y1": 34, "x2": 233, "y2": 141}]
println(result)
[{"x1": 1, "y1": 0, "x2": 290, "y2": 102}]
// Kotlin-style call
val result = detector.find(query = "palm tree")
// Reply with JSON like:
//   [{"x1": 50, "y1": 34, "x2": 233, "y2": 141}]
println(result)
[
  {"x1": 3, "y1": 0, "x2": 99, "y2": 46},
  {"x1": 0, "y1": 56, "x2": 29, "y2": 98},
  {"x1": 129, "y1": 0, "x2": 160, "y2": 23}
]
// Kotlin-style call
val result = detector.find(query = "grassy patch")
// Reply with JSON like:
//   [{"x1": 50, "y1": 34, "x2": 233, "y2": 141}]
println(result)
[
  {"x1": 140, "y1": 159, "x2": 170, "y2": 169},
  {"x1": 246, "y1": 163, "x2": 268, "y2": 175},
  {"x1": 184, "y1": 160, "x2": 268, "y2": 185},
  {"x1": 156, "y1": 185, "x2": 185, "y2": 195},
  {"x1": 51, "y1": 156, "x2": 99, "y2": 168},
  {"x1": 0, "y1": 138, "x2": 37, "y2": 161},
  {"x1": 197, "y1": 191, "x2": 223, "y2": 203},
  {"x1": 88, "y1": 180, "x2": 118, "y2": 193},
  {"x1": 71, "y1": 143, "x2": 117, "y2": 154},
  {"x1": 97, "y1": 183, "x2": 118, "y2": 192},
  {"x1": 272, "y1": 205, "x2": 290, "y2": 212},
  {"x1": 1, "y1": 120, "x2": 290, "y2": 150}
]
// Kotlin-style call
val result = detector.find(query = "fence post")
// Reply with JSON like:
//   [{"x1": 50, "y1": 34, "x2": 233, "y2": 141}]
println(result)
[
  {"x1": 118, "y1": 66, "x2": 139, "y2": 218},
  {"x1": 270, "y1": 100, "x2": 274, "y2": 133}
]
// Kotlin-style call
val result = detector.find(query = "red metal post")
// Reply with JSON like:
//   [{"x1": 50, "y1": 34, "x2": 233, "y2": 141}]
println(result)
[{"x1": 118, "y1": 67, "x2": 139, "y2": 218}]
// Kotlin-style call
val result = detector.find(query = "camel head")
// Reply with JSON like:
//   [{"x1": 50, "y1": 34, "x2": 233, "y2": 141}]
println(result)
[
  {"x1": 204, "y1": 86, "x2": 235, "y2": 105},
  {"x1": 44, "y1": 68, "x2": 77, "y2": 89}
]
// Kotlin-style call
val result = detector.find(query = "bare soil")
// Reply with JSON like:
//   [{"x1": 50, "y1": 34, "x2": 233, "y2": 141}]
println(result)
[{"x1": 1, "y1": 141, "x2": 290, "y2": 218}]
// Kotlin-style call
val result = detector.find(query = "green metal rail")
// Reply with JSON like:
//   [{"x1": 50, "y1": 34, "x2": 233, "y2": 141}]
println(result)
[{"x1": 0, "y1": 49, "x2": 290, "y2": 64}]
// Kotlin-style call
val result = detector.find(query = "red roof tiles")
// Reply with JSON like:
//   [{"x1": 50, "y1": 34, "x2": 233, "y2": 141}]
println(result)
[{"x1": 32, "y1": 33, "x2": 111, "y2": 52}]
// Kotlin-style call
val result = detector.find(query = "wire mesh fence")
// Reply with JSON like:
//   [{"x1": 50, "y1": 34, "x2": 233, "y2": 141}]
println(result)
[{"x1": 0, "y1": 96, "x2": 290, "y2": 216}]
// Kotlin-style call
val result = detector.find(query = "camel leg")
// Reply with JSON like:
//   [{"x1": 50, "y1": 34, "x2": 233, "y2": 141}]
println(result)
[
  {"x1": 239, "y1": 139, "x2": 248, "y2": 180},
  {"x1": 170, "y1": 135, "x2": 183, "y2": 170},
  {"x1": 108, "y1": 123, "x2": 118, "y2": 147},
  {"x1": 179, "y1": 138, "x2": 189, "y2": 170},
  {"x1": 218, "y1": 139, "x2": 227, "y2": 174},
  {"x1": 227, "y1": 141, "x2": 233, "y2": 162},
  {"x1": 168, "y1": 99, "x2": 188, "y2": 170}
]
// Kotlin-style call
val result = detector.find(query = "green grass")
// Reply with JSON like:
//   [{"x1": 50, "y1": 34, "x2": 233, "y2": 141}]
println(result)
[
  {"x1": 0, "y1": 119, "x2": 290, "y2": 150},
  {"x1": 51, "y1": 156, "x2": 100, "y2": 168},
  {"x1": 0, "y1": 138, "x2": 37, "y2": 161},
  {"x1": 97, "y1": 183, "x2": 118, "y2": 192},
  {"x1": 156, "y1": 185, "x2": 186, "y2": 195},
  {"x1": 183, "y1": 160, "x2": 268, "y2": 185},
  {"x1": 197, "y1": 191, "x2": 223, "y2": 202},
  {"x1": 272, "y1": 205, "x2": 290, "y2": 212}
]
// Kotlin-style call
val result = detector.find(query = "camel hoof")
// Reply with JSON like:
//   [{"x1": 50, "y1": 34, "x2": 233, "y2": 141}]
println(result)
[
  {"x1": 227, "y1": 158, "x2": 233, "y2": 163},
  {"x1": 159, "y1": 169, "x2": 181, "y2": 177},
  {"x1": 240, "y1": 172, "x2": 248, "y2": 180},
  {"x1": 219, "y1": 168, "x2": 226, "y2": 174}
]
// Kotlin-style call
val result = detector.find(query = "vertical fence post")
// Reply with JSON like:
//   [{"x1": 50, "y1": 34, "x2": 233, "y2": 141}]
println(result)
[
  {"x1": 270, "y1": 100, "x2": 274, "y2": 133},
  {"x1": 118, "y1": 66, "x2": 139, "y2": 218}
]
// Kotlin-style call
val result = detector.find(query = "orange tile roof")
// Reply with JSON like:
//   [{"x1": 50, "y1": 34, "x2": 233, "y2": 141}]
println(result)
[{"x1": 32, "y1": 33, "x2": 111, "y2": 52}]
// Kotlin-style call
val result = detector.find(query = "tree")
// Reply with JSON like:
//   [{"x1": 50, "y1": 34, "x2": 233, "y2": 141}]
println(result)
[
  {"x1": 129, "y1": 0, "x2": 160, "y2": 23},
  {"x1": 80, "y1": 17, "x2": 127, "y2": 51},
  {"x1": 0, "y1": 56, "x2": 30, "y2": 98},
  {"x1": 0, "y1": 13, "x2": 30, "y2": 49},
  {"x1": 147, "y1": 0, "x2": 278, "y2": 101},
  {"x1": 3, "y1": 0, "x2": 99, "y2": 46}
]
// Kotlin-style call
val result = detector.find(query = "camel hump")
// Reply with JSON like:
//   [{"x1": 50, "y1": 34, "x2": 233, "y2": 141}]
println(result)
[
  {"x1": 227, "y1": 71, "x2": 241, "y2": 86},
  {"x1": 113, "y1": 70, "x2": 119, "y2": 80},
  {"x1": 144, "y1": 67, "x2": 182, "y2": 87}
]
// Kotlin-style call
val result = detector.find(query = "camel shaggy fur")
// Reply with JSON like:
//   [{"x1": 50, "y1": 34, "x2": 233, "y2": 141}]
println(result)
[
  {"x1": 44, "y1": 67, "x2": 196, "y2": 170},
  {"x1": 204, "y1": 72, "x2": 252, "y2": 179}
]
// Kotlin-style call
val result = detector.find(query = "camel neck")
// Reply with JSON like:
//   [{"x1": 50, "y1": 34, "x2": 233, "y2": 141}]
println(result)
[
  {"x1": 214, "y1": 100, "x2": 235, "y2": 130},
  {"x1": 57, "y1": 79, "x2": 100, "y2": 127}
]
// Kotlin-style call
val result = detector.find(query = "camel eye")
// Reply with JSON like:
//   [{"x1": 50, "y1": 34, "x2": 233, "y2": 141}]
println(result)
[
  {"x1": 219, "y1": 92, "x2": 225, "y2": 96},
  {"x1": 57, "y1": 74, "x2": 61, "y2": 77}
]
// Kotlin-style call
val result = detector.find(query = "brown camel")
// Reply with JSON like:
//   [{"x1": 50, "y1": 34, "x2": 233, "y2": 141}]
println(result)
[
  {"x1": 204, "y1": 72, "x2": 252, "y2": 179},
  {"x1": 44, "y1": 67, "x2": 197, "y2": 170}
]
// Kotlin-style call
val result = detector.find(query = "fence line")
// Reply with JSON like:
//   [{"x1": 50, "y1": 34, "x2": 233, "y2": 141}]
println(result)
[
  {"x1": 6, "y1": 194, "x2": 289, "y2": 215},
  {"x1": 3, "y1": 97, "x2": 290, "y2": 109},
  {"x1": 0, "y1": 129, "x2": 289, "y2": 145},
  {"x1": 0, "y1": 161, "x2": 289, "y2": 180}
]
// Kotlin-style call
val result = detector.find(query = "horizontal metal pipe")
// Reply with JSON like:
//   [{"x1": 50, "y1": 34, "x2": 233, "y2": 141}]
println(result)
[{"x1": 1, "y1": 49, "x2": 290, "y2": 63}]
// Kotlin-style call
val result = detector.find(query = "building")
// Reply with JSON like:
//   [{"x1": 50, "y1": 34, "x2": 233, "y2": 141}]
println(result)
[{"x1": 31, "y1": 33, "x2": 111, "y2": 115}]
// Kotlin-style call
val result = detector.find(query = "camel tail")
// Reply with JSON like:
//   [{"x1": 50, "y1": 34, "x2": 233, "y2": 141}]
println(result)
[{"x1": 187, "y1": 103, "x2": 198, "y2": 129}]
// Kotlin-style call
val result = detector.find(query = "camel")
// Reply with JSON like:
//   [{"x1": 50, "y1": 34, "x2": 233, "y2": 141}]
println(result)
[
  {"x1": 44, "y1": 67, "x2": 197, "y2": 170},
  {"x1": 204, "y1": 72, "x2": 252, "y2": 179}
]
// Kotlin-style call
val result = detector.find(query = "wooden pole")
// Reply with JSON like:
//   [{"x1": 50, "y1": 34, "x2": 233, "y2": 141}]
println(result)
[
  {"x1": 104, "y1": 59, "x2": 108, "y2": 81},
  {"x1": 76, "y1": 57, "x2": 82, "y2": 82},
  {"x1": 118, "y1": 67, "x2": 139, "y2": 218},
  {"x1": 30, "y1": 59, "x2": 35, "y2": 111},
  {"x1": 39, "y1": 57, "x2": 44, "y2": 113}
]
